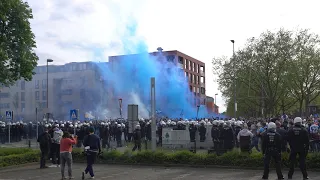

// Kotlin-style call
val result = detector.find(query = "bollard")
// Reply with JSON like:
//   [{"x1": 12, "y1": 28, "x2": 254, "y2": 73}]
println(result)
[{"x1": 28, "y1": 139, "x2": 31, "y2": 148}]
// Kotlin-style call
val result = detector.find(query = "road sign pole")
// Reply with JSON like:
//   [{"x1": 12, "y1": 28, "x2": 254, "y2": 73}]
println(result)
[
  {"x1": 8, "y1": 123, "x2": 10, "y2": 144},
  {"x1": 36, "y1": 108, "x2": 38, "y2": 139}
]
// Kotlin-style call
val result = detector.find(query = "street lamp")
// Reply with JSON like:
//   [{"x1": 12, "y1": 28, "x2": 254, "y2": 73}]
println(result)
[
  {"x1": 118, "y1": 98, "x2": 122, "y2": 118},
  {"x1": 46, "y1": 59, "x2": 53, "y2": 121},
  {"x1": 214, "y1": 93, "x2": 218, "y2": 105},
  {"x1": 230, "y1": 40, "x2": 237, "y2": 119}
]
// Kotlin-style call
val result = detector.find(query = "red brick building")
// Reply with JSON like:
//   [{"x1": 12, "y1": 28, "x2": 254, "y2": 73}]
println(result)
[
  {"x1": 108, "y1": 48, "x2": 206, "y2": 106},
  {"x1": 206, "y1": 96, "x2": 219, "y2": 114}
]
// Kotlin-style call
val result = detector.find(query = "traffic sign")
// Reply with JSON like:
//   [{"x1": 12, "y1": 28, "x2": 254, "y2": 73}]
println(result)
[
  {"x1": 70, "y1": 109, "x2": 78, "y2": 120},
  {"x1": 6, "y1": 111, "x2": 13, "y2": 121}
]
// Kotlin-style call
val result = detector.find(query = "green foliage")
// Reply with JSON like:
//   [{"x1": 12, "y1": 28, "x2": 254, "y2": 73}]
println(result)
[
  {"x1": 2, "y1": 148, "x2": 320, "y2": 169},
  {"x1": 0, "y1": 148, "x2": 33, "y2": 156},
  {"x1": 0, "y1": 0, "x2": 38, "y2": 86},
  {"x1": 71, "y1": 149, "x2": 320, "y2": 169},
  {"x1": 0, "y1": 149, "x2": 39, "y2": 167},
  {"x1": 213, "y1": 29, "x2": 320, "y2": 117}
]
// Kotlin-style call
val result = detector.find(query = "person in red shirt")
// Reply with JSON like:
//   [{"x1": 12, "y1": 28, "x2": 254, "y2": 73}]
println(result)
[{"x1": 60, "y1": 131, "x2": 77, "y2": 180}]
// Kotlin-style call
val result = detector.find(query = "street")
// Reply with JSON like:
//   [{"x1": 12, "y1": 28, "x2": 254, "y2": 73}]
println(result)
[{"x1": 0, "y1": 163, "x2": 319, "y2": 180}]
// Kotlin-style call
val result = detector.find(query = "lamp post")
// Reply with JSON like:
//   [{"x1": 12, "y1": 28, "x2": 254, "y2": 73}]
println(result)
[
  {"x1": 118, "y1": 98, "x2": 122, "y2": 119},
  {"x1": 230, "y1": 40, "x2": 237, "y2": 119},
  {"x1": 196, "y1": 105, "x2": 200, "y2": 119},
  {"x1": 46, "y1": 59, "x2": 53, "y2": 122}
]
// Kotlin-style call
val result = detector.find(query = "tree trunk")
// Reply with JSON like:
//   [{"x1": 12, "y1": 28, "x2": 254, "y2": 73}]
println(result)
[{"x1": 299, "y1": 99, "x2": 303, "y2": 116}]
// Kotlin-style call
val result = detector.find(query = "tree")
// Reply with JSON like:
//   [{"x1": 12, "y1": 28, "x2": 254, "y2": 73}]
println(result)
[
  {"x1": 0, "y1": 0, "x2": 38, "y2": 86},
  {"x1": 213, "y1": 29, "x2": 320, "y2": 118},
  {"x1": 288, "y1": 29, "x2": 320, "y2": 116}
]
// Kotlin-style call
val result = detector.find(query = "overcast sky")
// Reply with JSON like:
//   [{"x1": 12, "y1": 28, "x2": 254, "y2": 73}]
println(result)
[{"x1": 25, "y1": 0, "x2": 320, "y2": 113}]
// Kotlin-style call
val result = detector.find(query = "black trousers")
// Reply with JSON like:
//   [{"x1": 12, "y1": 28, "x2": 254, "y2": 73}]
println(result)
[
  {"x1": 40, "y1": 148, "x2": 49, "y2": 168},
  {"x1": 132, "y1": 142, "x2": 141, "y2": 152},
  {"x1": 288, "y1": 151, "x2": 308, "y2": 178},
  {"x1": 263, "y1": 151, "x2": 283, "y2": 178},
  {"x1": 52, "y1": 143, "x2": 60, "y2": 165}
]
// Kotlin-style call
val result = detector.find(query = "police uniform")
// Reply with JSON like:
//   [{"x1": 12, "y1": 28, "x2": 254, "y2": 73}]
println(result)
[
  {"x1": 261, "y1": 122, "x2": 284, "y2": 180},
  {"x1": 287, "y1": 117, "x2": 309, "y2": 180}
]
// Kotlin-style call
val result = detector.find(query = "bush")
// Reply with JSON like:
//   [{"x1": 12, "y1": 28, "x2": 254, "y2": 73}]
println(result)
[
  {"x1": 0, "y1": 150, "x2": 40, "y2": 168},
  {"x1": 71, "y1": 149, "x2": 320, "y2": 169},
  {"x1": 0, "y1": 148, "x2": 33, "y2": 156}
]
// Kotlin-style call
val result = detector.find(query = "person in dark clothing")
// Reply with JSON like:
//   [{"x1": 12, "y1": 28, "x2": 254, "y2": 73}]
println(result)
[
  {"x1": 37, "y1": 127, "x2": 52, "y2": 169},
  {"x1": 199, "y1": 122, "x2": 206, "y2": 142},
  {"x1": 287, "y1": 117, "x2": 309, "y2": 180},
  {"x1": 275, "y1": 121, "x2": 288, "y2": 152},
  {"x1": 82, "y1": 127, "x2": 101, "y2": 180},
  {"x1": 189, "y1": 124, "x2": 197, "y2": 142},
  {"x1": 261, "y1": 122, "x2": 284, "y2": 180},
  {"x1": 132, "y1": 125, "x2": 142, "y2": 152}
]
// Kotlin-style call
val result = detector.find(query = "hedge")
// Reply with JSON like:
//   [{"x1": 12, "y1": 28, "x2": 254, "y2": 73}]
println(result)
[
  {"x1": 71, "y1": 148, "x2": 320, "y2": 169},
  {"x1": 0, "y1": 150, "x2": 40, "y2": 168},
  {"x1": 1, "y1": 148, "x2": 320, "y2": 169},
  {"x1": 0, "y1": 148, "x2": 34, "y2": 156}
]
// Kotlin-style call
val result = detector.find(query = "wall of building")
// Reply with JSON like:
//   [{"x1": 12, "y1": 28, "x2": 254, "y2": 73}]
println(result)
[{"x1": 0, "y1": 62, "x2": 107, "y2": 121}]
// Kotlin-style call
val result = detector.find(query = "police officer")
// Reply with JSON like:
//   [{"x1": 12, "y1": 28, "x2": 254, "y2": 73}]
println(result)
[
  {"x1": 261, "y1": 122, "x2": 284, "y2": 180},
  {"x1": 287, "y1": 117, "x2": 309, "y2": 180}
]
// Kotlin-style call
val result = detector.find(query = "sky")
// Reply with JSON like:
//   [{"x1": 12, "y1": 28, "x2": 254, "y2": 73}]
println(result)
[{"x1": 25, "y1": 0, "x2": 320, "y2": 113}]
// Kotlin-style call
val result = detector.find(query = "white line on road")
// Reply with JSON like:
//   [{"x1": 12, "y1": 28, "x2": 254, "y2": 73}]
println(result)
[{"x1": 171, "y1": 173, "x2": 192, "y2": 180}]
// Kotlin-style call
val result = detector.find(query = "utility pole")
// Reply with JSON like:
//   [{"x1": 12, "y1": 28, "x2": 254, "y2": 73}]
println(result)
[{"x1": 230, "y1": 40, "x2": 237, "y2": 119}]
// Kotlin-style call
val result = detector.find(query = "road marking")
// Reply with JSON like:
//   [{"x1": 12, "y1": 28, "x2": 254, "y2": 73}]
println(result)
[{"x1": 172, "y1": 173, "x2": 192, "y2": 179}]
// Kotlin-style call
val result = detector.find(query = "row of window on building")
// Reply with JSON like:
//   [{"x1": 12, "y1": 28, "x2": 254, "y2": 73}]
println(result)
[
  {"x1": 34, "y1": 63, "x2": 88, "y2": 74},
  {"x1": 189, "y1": 85, "x2": 206, "y2": 95},
  {"x1": 177, "y1": 56, "x2": 205, "y2": 74},
  {"x1": 185, "y1": 72, "x2": 205, "y2": 85}
]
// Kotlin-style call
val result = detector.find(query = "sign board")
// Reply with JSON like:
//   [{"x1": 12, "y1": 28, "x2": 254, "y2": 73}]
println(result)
[
  {"x1": 70, "y1": 109, "x2": 78, "y2": 120},
  {"x1": 128, "y1": 104, "x2": 139, "y2": 133},
  {"x1": 6, "y1": 111, "x2": 13, "y2": 121}
]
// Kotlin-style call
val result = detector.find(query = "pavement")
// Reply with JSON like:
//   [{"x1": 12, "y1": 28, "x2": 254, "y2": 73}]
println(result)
[{"x1": 0, "y1": 163, "x2": 319, "y2": 180}]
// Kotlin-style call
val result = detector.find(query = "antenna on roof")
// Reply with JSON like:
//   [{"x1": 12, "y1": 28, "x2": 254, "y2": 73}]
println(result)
[{"x1": 157, "y1": 47, "x2": 163, "y2": 52}]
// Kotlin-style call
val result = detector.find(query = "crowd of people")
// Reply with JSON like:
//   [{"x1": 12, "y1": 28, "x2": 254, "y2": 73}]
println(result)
[{"x1": 0, "y1": 116, "x2": 319, "y2": 180}]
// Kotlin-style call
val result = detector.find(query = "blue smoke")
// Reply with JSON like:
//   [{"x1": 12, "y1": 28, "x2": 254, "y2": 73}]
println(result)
[{"x1": 96, "y1": 20, "x2": 214, "y2": 119}]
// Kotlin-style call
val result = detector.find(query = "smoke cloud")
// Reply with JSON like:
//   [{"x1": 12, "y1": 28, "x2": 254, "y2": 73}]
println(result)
[{"x1": 95, "y1": 20, "x2": 215, "y2": 119}]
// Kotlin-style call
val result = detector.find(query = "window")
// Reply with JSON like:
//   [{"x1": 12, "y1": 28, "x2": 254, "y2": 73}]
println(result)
[
  {"x1": 21, "y1": 92, "x2": 25, "y2": 101},
  {"x1": 184, "y1": 59, "x2": 187, "y2": 69},
  {"x1": 42, "y1": 91, "x2": 47, "y2": 100},
  {"x1": 197, "y1": 87, "x2": 200, "y2": 93},
  {"x1": 21, "y1": 103, "x2": 25, "y2": 112},
  {"x1": 35, "y1": 91, "x2": 39, "y2": 100},
  {"x1": 80, "y1": 89, "x2": 86, "y2": 99},
  {"x1": 41, "y1": 102, "x2": 46, "y2": 108},
  {"x1": 0, "y1": 93, "x2": 9, "y2": 98},
  {"x1": 189, "y1": 85, "x2": 192, "y2": 92},
  {"x1": 0, "y1": 103, "x2": 10, "y2": 109},
  {"x1": 197, "y1": 76, "x2": 200, "y2": 84},
  {"x1": 178, "y1": 56, "x2": 183, "y2": 64},
  {"x1": 200, "y1": 87, "x2": 205, "y2": 94},
  {"x1": 42, "y1": 79, "x2": 47, "y2": 89},
  {"x1": 72, "y1": 64, "x2": 77, "y2": 71},
  {"x1": 61, "y1": 89, "x2": 72, "y2": 95},
  {"x1": 193, "y1": 86, "x2": 196, "y2": 92},
  {"x1": 35, "y1": 80, "x2": 39, "y2": 89},
  {"x1": 193, "y1": 62, "x2": 195, "y2": 72},
  {"x1": 166, "y1": 55, "x2": 174, "y2": 62},
  {"x1": 21, "y1": 80, "x2": 25, "y2": 90},
  {"x1": 193, "y1": 74, "x2": 195, "y2": 84}
]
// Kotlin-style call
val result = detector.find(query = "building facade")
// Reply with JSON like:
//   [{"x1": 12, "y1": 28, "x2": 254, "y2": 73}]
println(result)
[
  {"x1": 109, "y1": 49, "x2": 206, "y2": 106},
  {"x1": 206, "y1": 96, "x2": 219, "y2": 114},
  {"x1": 0, "y1": 62, "x2": 107, "y2": 121}
]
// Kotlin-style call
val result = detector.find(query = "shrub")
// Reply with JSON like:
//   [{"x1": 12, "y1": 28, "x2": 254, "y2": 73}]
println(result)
[
  {"x1": 71, "y1": 149, "x2": 320, "y2": 169},
  {"x1": 0, "y1": 148, "x2": 33, "y2": 156},
  {"x1": 0, "y1": 150, "x2": 40, "y2": 168}
]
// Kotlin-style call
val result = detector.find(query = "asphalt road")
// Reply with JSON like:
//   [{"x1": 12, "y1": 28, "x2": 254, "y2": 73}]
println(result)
[{"x1": 0, "y1": 163, "x2": 319, "y2": 180}]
